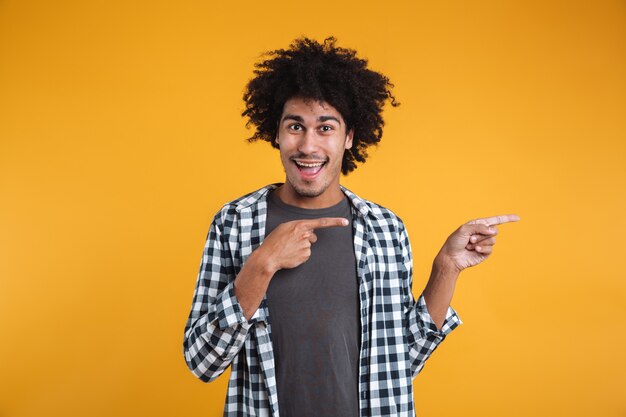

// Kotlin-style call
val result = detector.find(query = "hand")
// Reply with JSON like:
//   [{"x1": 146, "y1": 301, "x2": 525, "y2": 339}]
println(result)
[
  {"x1": 258, "y1": 217, "x2": 349, "y2": 273},
  {"x1": 436, "y1": 214, "x2": 521, "y2": 273}
]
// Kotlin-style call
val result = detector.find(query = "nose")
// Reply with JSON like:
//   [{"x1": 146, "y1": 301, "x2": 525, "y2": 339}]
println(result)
[{"x1": 297, "y1": 129, "x2": 319, "y2": 155}]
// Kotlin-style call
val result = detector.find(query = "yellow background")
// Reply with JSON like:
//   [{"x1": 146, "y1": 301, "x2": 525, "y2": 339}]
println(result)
[{"x1": 1, "y1": 0, "x2": 625, "y2": 416}]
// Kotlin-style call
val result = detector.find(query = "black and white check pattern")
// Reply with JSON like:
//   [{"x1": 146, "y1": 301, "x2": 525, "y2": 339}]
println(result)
[{"x1": 183, "y1": 184, "x2": 462, "y2": 417}]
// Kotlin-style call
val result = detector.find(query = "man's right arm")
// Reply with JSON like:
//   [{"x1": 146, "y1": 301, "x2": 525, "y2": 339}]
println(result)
[
  {"x1": 182, "y1": 213, "x2": 349, "y2": 382},
  {"x1": 234, "y1": 216, "x2": 349, "y2": 320}
]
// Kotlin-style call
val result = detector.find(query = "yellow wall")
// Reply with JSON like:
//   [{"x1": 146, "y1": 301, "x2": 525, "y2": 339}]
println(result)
[{"x1": 1, "y1": 1, "x2": 625, "y2": 416}]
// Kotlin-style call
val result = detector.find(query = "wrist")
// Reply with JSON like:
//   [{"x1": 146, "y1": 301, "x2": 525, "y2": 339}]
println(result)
[
  {"x1": 250, "y1": 246, "x2": 278, "y2": 278},
  {"x1": 433, "y1": 252, "x2": 461, "y2": 278}
]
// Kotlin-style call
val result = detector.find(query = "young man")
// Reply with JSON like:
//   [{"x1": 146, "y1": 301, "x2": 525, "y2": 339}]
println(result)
[{"x1": 183, "y1": 37, "x2": 519, "y2": 417}]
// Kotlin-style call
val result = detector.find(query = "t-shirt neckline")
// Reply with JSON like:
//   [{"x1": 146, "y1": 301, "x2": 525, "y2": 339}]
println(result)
[{"x1": 268, "y1": 189, "x2": 349, "y2": 216}]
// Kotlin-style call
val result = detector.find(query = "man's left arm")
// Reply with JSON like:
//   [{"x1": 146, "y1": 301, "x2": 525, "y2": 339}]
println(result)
[{"x1": 400, "y1": 214, "x2": 521, "y2": 378}]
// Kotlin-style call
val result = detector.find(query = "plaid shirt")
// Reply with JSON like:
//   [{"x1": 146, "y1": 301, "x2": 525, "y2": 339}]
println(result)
[{"x1": 183, "y1": 184, "x2": 462, "y2": 417}]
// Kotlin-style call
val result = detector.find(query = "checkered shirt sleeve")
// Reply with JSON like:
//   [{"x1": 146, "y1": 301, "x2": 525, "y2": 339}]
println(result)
[
  {"x1": 398, "y1": 221, "x2": 463, "y2": 378},
  {"x1": 182, "y1": 209, "x2": 255, "y2": 383}
]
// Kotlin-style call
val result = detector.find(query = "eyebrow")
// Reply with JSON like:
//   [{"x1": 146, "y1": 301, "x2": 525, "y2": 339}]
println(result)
[{"x1": 281, "y1": 114, "x2": 342, "y2": 125}]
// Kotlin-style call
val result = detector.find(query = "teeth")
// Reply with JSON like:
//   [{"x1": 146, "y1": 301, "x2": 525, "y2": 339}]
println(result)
[{"x1": 295, "y1": 161, "x2": 325, "y2": 168}]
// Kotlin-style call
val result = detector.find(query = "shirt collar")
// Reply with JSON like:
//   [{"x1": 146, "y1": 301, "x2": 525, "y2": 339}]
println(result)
[
  {"x1": 339, "y1": 185, "x2": 377, "y2": 219},
  {"x1": 233, "y1": 183, "x2": 280, "y2": 212}
]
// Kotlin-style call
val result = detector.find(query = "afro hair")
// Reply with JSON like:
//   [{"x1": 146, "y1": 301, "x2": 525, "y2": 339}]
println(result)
[{"x1": 242, "y1": 36, "x2": 399, "y2": 174}]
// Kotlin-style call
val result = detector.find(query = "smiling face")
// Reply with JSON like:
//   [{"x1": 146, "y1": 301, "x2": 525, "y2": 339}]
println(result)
[{"x1": 274, "y1": 96, "x2": 353, "y2": 208}]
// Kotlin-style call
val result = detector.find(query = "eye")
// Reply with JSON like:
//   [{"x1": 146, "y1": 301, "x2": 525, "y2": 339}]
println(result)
[
  {"x1": 288, "y1": 123, "x2": 303, "y2": 131},
  {"x1": 320, "y1": 125, "x2": 334, "y2": 132}
]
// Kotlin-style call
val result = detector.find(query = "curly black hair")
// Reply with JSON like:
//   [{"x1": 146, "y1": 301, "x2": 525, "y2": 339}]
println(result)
[{"x1": 241, "y1": 36, "x2": 399, "y2": 175}]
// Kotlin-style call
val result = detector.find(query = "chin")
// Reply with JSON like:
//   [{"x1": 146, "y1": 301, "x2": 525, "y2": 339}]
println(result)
[
  {"x1": 290, "y1": 179, "x2": 328, "y2": 199},
  {"x1": 293, "y1": 185, "x2": 325, "y2": 198}
]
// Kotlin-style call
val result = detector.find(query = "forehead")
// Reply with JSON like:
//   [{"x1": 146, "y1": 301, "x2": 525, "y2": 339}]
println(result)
[{"x1": 280, "y1": 97, "x2": 344, "y2": 123}]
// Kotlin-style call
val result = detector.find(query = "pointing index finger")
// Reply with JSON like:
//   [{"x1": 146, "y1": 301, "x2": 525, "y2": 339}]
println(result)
[
  {"x1": 303, "y1": 217, "x2": 350, "y2": 230},
  {"x1": 473, "y1": 214, "x2": 521, "y2": 226}
]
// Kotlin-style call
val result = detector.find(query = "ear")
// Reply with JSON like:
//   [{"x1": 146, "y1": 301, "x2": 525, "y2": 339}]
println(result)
[{"x1": 344, "y1": 129, "x2": 354, "y2": 149}]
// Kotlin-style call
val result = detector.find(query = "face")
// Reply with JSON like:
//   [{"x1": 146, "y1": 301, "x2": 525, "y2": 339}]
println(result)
[{"x1": 275, "y1": 96, "x2": 353, "y2": 207}]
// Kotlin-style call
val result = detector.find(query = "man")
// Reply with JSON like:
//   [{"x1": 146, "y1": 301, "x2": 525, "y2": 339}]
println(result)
[{"x1": 183, "y1": 36, "x2": 519, "y2": 417}]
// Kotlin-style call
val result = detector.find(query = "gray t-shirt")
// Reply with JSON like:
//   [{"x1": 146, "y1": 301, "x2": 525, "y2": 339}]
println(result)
[{"x1": 265, "y1": 189, "x2": 360, "y2": 417}]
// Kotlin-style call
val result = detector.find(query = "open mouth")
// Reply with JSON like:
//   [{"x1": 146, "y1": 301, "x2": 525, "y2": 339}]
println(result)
[{"x1": 293, "y1": 159, "x2": 327, "y2": 178}]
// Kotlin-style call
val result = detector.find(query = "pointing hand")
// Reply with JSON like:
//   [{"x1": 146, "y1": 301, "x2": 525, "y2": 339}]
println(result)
[
  {"x1": 437, "y1": 214, "x2": 521, "y2": 272},
  {"x1": 259, "y1": 217, "x2": 349, "y2": 272}
]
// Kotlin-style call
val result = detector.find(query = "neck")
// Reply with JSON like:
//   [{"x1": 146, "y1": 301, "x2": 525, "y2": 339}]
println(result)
[{"x1": 274, "y1": 182, "x2": 345, "y2": 209}]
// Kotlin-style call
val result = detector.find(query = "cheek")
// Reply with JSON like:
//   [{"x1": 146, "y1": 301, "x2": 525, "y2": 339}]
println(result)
[
  {"x1": 277, "y1": 140, "x2": 291, "y2": 154},
  {"x1": 335, "y1": 143, "x2": 348, "y2": 158}
]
